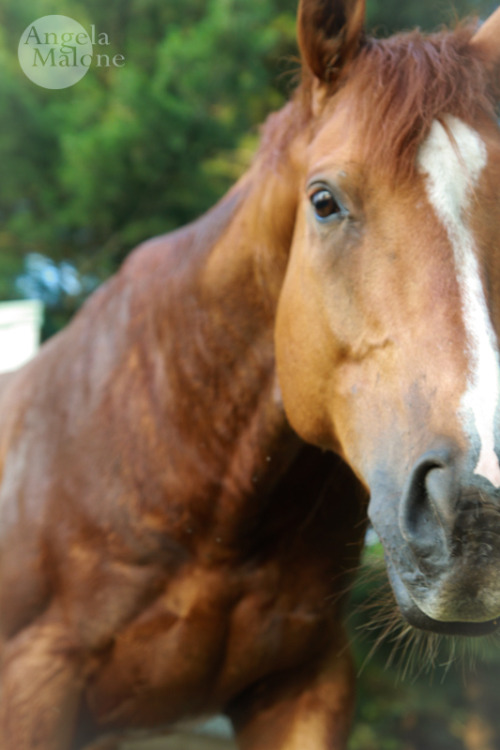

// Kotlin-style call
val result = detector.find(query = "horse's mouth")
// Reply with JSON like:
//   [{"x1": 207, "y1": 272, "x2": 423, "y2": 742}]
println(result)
[{"x1": 385, "y1": 558, "x2": 500, "y2": 637}]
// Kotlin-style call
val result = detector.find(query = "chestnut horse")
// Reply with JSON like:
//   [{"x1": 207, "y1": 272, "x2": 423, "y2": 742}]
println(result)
[{"x1": 3, "y1": 1, "x2": 500, "y2": 748}]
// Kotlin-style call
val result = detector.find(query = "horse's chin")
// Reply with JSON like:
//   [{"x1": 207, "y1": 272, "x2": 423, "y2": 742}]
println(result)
[{"x1": 385, "y1": 559, "x2": 500, "y2": 638}]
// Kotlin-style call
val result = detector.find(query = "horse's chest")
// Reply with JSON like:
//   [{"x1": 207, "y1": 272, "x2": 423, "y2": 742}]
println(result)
[{"x1": 86, "y1": 560, "x2": 329, "y2": 729}]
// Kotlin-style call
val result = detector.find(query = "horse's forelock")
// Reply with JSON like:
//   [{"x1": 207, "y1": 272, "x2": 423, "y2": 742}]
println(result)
[
  {"x1": 331, "y1": 24, "x2": 497, "y2": 180},
  {"x1": 255, "y1": 24, "x2": 497, "y2": 191}
]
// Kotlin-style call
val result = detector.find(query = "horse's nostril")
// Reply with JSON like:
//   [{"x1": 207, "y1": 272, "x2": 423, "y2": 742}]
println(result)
[
  {"x1": 399, "y1": 452, "x2": 454, "y2": 564},
  {"x1": 424, "y1": 463, "x2": 457, "y2": 526},
  {"x1": 401, "y1": 450, "x2": 500, "y2": 572}
]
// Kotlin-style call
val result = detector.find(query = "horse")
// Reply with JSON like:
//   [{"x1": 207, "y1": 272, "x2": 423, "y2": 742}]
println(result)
[{"x1": 2, "y1": 0, "x2": 500, "y2": 747}]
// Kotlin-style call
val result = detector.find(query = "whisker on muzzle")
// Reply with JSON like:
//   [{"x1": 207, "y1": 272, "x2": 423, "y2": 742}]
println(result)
[{"x1": 346, "y1": 550, "x2": 500, "y2": 682}]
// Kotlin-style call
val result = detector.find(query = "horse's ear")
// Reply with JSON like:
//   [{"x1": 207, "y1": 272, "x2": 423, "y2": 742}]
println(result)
[
  {"x1": 297, "y1": 0, "x2": 365, "y2": 83},
  {"x1": 470, "y1": 7, "x2": 500, "y2": 72}
]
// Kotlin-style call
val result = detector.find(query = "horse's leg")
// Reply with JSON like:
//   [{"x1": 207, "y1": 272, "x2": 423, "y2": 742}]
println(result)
[
  {"x1": 229, "y1": 629, "x2": 355, "y2": 750},
  {"x1": 0, "y1": 617, "x2": 83, "y2": 750}
]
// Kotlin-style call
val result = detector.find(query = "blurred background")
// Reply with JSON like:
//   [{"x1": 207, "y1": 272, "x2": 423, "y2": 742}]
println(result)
[{"x1": 1, "y1": 0, "x2": 500, "y2": 748}]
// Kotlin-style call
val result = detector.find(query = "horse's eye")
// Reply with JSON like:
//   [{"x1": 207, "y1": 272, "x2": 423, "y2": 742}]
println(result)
[{"x1": 310, "y1": 188, "x2": 342, "y2": 220}]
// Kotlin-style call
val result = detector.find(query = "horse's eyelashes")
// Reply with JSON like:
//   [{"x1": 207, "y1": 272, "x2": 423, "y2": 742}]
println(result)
[{"x1": 310, "y1": 188, "x2": 343, "y2": 221}]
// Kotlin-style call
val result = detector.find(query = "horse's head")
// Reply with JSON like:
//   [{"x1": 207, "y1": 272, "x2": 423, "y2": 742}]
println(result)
[{"x1": 275, "y1": 0, "x2": 500, "y2": 635}]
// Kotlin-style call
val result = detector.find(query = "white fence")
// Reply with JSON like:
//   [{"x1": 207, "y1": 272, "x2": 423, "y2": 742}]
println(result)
[{"x1": 0, "y1": 300, "x2": 44, "y2": 374}]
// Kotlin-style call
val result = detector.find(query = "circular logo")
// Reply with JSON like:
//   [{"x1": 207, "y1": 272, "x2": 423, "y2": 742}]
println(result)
[{"x1": 18, "y1": 15, "x2": 92, "y2": 89}]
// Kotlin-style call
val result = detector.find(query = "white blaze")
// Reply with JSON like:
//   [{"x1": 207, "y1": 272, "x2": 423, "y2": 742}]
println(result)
[{"x1": 417, "y1": 116, "x2": 500, "y2": 488}]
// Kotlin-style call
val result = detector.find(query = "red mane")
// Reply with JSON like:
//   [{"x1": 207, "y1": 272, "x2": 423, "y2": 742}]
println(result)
[{"x1": 260, "y1": 24, "x2": 499, "y2": 181}]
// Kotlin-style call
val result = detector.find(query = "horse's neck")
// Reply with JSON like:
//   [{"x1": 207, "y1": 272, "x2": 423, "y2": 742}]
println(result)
[{"x1": 145, "y1": 125, "x2": 303, "y2": 504}]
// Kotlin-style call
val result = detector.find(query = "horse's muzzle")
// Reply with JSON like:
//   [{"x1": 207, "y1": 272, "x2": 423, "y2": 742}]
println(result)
[
  {"x1": 385, "y1": 556, "x2": 500, "y2": 637},
  {"x1": 373, "y1": 445, "x2": 500, "y2": 635}
]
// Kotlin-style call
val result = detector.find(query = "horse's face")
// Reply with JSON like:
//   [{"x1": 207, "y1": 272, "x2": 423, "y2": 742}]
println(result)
[{"x1": 276, "y1": 0, "x2": 500, "y2": 635}]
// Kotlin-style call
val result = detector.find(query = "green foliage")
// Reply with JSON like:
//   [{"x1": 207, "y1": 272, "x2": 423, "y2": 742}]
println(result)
[
  {"x1": 366, "y1": 0, "x2": 496, "y2": 34},
  {"x1": 0, "y1": 0, "x2": 298, "y2": 329}
]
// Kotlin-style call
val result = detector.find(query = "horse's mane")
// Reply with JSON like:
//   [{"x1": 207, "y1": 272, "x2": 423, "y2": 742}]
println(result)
[
  {"x1": 342, "y1": 24, "x2": 497, "y2": 178},
  {"x1": 259, "y1": 23, "x2": 498, "y2": 181}
]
